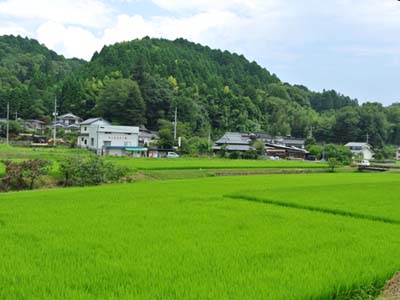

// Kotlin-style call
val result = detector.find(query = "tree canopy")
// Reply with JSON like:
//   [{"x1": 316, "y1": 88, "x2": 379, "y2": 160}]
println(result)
[{"x1": 0, "y1": 35, "x2": 398, "y2": 147}]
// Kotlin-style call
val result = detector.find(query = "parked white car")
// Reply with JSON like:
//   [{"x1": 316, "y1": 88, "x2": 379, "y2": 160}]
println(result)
[
  {"x1": 166, "y1": 152, "x2": 180, "y2": 158},
  {"x1": 360, "y1": 159, "x2": 370, "y2": 166},
  {"x1": 269, "y1": 156, "x2": 280, "y2": 160}
]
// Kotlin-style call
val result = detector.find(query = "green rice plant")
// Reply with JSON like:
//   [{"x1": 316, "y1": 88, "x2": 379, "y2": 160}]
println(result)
[
  {"x1": 0, "y1": 174, "x2": 399, "y2": 299},
  {"x1": 0, "y1": 144, "x2": 91, "y2": 160},
  {"x1": 106, "y1": 156, "x2": 328, "y2": 171},
  {"x1": 229, "y1": 176, "x2": 400, "y2": 222}
]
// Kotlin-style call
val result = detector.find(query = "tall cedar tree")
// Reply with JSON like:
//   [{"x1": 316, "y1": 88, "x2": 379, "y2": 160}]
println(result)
[{"x1": 98, "y1": 78, "x2": 146, "y2": 126}]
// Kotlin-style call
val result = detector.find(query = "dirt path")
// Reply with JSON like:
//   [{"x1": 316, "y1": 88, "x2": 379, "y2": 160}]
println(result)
[{"x1": 381, "y1": 273, "x2": 400, "y2": 300}]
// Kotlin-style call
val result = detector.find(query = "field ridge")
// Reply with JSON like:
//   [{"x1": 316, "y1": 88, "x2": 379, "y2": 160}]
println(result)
[{"x1": 226, "y1": 194, "x2": 400, "y2": 225}]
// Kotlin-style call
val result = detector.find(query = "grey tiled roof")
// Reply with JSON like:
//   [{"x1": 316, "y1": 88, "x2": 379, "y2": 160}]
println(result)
[
  {"x1": 80, "y1": 118, "x2": 108, "y2": 125},
  {"x1": 345, "y1": 142, "x2": 369, "y2": 147},
  {"x1": 212, "y1": 145, "x2": 254, "y2": 151},
  {"x1": 215, "y1": 132, "x2": 253, "y2": 145}
]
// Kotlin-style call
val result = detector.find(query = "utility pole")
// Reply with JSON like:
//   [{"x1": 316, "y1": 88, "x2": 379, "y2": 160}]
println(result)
[
  {"x1": 6, "y1": 102, "x2": 9, "y2": 145},
  {"x1": 173, "y1": 106, "x2": 177, "y2": 141},
  {"x1": 52, "y1": 96, "x2": 58, "y2": 147},
  {"x1": 366, "y1": 133, "x2": 369, "y2": 144},
  {"x1": 15, "y1": 111, "x2": 18, "y2": 121},
  {"x1": 208, "y1": 129, "x2": 212, "y2": 155}
]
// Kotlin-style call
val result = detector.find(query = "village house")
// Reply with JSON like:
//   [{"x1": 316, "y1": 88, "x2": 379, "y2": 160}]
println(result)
[
  {"x1": 77, "y1": 118, "x2": 146, "y2": 157},
  {"x1": 345, "y1": 142, "x2": 374, "y2": 160},
  {"x1": 139, "y1": 126, "x2": 159, "y2": 147},
  {"x1": 264, "y1": 142, "x2": 309, "y2": 159},
  {"x1": 274, "y1": 136, "x2": 306, "y2": 149},
  {"x1": 212, "y1": 132, "x2": 308, "y2": 159},
  {"x1": 212, "y1": 132, "x2": 256, "y2": 153},
  {"x1": 55, "y1": 113, "x2": 82, "y2": 131},
  {"x1": 24, "y1": 119, "x2": 46, "y2": 132}
]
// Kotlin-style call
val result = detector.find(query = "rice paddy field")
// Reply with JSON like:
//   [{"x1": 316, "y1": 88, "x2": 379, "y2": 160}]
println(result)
[
  {"x1": 0, "y1": 145, "x2": 329, "y2": 181},
  {"x1": 1, "y1": 173, "x2": 400, "y2": 299},
  {"x1": 107, "y1": 156, "x2": 327, "y2": 171},
  {"x1": 0, "y1": 144, "x2": 90, "y2": 160}
]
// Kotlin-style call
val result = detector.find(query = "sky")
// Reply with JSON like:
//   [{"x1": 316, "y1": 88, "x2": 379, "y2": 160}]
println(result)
[{"x1": 0, "y1": 0, "x2": 400, "y2": 105}]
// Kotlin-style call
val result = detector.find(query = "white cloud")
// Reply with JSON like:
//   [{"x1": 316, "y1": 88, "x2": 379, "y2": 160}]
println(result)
[
  {"x1": 151, "y1": 0, "x2": 281, "y2": 15},
  {"x1": 37, "y1": 21, "x2": 103, "y2": 59},
  {"x1": 334, "y1": 0, "x2": 400, "y2": 26},
  {"x1": 0, "y1": 0, "x2": 113, "y2": 28},
  {"x1": 153, "y1": 10, "x2": 241, "y2": 43},
  {"x1": 34, "y1": 10, "x2": 246, "y2": 59},
  {"x1": 102, "y1": 14, "x2": 156, "y2": 45},
  {"x1": 0, "y1": 21, "x2": 30, "y2": 36},
  {"x1": 0, "y1": 0, "x2": 305, "y2": 61}
]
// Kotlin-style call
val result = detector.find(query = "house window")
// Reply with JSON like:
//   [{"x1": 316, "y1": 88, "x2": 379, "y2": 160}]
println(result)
[
  {"x1": 104, "y1": 141, "x2": 111, "y2": 146},
  {"x1": 84, "y1": 127, "x2": 87, "y2": 131},
  {"x1": 81, "y1": 138, "x2": 84, "y2": 142},
  {"x1": 91, "y1": 138, "x2": 94, "y2": 146},
  {"x1": 84, "y1": 140, "x2": 87, "y2": 145}
]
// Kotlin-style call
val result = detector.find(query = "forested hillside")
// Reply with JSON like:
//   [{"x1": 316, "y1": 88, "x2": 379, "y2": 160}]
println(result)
[
  {"x1": 0, "y1": 35, "x2": 84, "y2": 120},
  {"x1": 1, "y1": 35, "x2": 400, "y2": 147}
]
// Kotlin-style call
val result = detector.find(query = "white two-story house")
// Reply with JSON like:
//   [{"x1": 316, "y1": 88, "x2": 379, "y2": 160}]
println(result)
[
  {"x1": 77, "y1": 118, "x2": 146, "y2": 157},
  {"x1": 345, "y1": 142, "x2": 374, "y2": 160},
  {"x1": 78, "y1": 118, "x2": 110, "y2": 148},
  {"x1": 55, "y1": 113, "x2": 82, "y2": 131}
]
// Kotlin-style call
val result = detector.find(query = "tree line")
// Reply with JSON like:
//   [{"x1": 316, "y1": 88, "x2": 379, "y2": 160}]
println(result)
[{"x1": 0, "y1": 35, "x2": 399, "y2": 149}]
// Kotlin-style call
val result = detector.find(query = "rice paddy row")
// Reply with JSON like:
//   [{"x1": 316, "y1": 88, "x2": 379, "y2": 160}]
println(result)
[{"x1": 0, "y1": 173, "x2": 399, "y2": 299}]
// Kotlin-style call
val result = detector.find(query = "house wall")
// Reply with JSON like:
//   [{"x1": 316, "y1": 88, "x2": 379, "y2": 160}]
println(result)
[
  {"x1": 96, "y1": 130, "x2": 138, "y2": 150},
  {"x1": 105, "y1": 148, "x2": 125, "y2": 157},
  {"x1": 78, "y1": 124, "x2": 139, "y2": 152},
  {"x1": 362, "y1": 149, "x2": 374, "y2": 160},
  {"x1": 87, "y1": 126, "x2": 99, "y2": 150},
  {"x1": 77, "y1": 120, "x2": 111, "y2": 148},
  {"x1": 77, "y1": 134, "x2": 89, "y2": 148},
  {"x1": 348, "y1": 149, "x2": 374, "y2": 160},
  {"x1": 59, "y1": 118, "x2": 80, "y2": 126}
]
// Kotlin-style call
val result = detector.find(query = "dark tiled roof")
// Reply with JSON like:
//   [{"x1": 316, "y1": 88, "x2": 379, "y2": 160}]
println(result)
[{"x1": 80, "y1": 118, "x2": 107, "y2": 125}]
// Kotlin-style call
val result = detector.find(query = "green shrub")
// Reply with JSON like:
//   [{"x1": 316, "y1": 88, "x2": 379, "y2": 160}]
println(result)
[
  {"x1": 229, "y1": 151, "x2": 241, "y2": 159},
  {"x1": 0, "y1": 159, "x2": 51, "y2": 191},
  {"x1": 328, "y1": 157, "x2": 340, "y2": 172},
  {"x1": 59, "y1": 156, "x2": 129, "y2": 187},
  {"x1": 241, "y1": 150, "x2": 259, "y2": 160}
]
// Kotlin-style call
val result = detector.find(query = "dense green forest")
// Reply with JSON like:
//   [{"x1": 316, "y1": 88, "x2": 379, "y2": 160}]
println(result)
[
  {"x1": 0, "y1": 35, "x2": 84, "y2": 119},
  {"x1": 0, "y1": 35, "x2": 400, "y2": 147}
]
